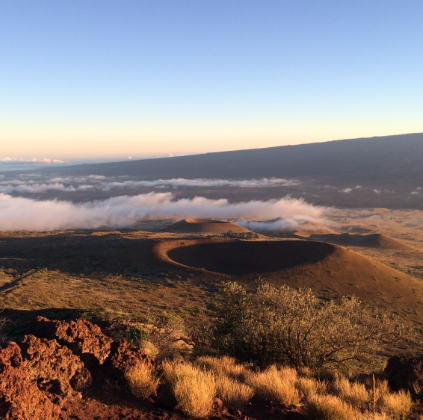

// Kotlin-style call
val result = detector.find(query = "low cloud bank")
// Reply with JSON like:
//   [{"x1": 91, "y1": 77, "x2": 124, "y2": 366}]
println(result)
[
  {"x1": 0, "y1": 157, "x2": 64, "y2": 164},
  {"x1": 0, "y1": 177, "x2": 299, "y2": 194},
  {"x1": 0, "y1": 192, "x2": 330, "y2": 231},
  {"x1": 238, "y1": 217, "x2": 328, "y2": 233},
  {"x1": 100, "y1": 177, "x2": 299, "y2": 190}
]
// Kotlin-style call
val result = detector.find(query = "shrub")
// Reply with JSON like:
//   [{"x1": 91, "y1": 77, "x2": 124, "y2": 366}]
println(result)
[
  {"x1": 128, "y1": 324, "x2": 150, "y2": 345},
  {"x1": 162, "y1": 360, "x2": 216, "y2": 418},
  {"x1": 246, "y1": 365, "x2": 300, "y2": 405},
  {"x1": 215, "y1": 376, "x2": 254, "y2": 411},
  {"x1": 125, "y1": 361, "x2": 159, "y2": 399},
  {"x1": 212, "y1": 281, "x2": 411, "y2": 372}
]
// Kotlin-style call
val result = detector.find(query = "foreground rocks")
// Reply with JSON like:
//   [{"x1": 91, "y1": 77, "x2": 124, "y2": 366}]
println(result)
[{"x1": 0, "y1": 317, "x2": 153, "y2": 420}]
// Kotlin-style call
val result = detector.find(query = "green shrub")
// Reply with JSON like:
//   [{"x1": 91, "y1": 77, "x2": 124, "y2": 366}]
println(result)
[{"x1": 212, "y1": 281, "x2": 411, "y2": 372}]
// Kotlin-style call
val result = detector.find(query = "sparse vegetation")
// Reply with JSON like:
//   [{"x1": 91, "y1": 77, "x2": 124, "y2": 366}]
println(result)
[{"x1": 213, "y1": 281, "x2": 412, "y2": 372}]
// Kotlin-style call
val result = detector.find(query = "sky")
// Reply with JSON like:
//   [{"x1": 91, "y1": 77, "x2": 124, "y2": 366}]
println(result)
[{"x1": 1, "y1": 0, "x2": 422, "y2": 163}]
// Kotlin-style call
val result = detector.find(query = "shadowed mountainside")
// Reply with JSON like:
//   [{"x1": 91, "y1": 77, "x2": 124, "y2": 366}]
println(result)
[{"x1": 34, "y1": 133, "x2": 423, "y2": 183}]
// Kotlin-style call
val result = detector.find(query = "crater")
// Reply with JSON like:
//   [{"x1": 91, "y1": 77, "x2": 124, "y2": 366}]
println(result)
[{"x1": 167, "y1": 240, "x2": 335, "y2": 275}]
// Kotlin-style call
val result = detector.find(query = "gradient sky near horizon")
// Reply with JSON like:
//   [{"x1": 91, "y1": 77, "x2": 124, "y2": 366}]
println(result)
[{"x1": 1, "y1": 1, "x2": 422, "y2": 162}]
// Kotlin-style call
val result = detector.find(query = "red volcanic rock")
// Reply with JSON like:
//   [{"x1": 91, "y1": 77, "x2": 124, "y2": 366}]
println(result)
[
  {"x1": 385, "y1": 354, "x2": 423, "y2": 398},
  {"x1": 35, "y1": 316, "x2": 113, "y2": 365},
  {"x1": 0, "y1": 341, "x2": 60, "y2": 419},
  {"x1": 21, "y1": 335, "x2": 92, "y2": 399},
  {"x1": 104, "y1": 339, "x2": 156, "y2": 382}
]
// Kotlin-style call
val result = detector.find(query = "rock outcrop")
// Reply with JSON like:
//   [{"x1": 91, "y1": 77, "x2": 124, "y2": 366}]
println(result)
[
  {"x1": 0, "y1": 341, "x2": 60, "y2": 419},
  {"x1": 35, "y1": 316, "x2": 113, "y2": 365},
  {"x1": 385, "y1": 354, "x2": 423, "y2": 398},
  {"x1": 104, "y1": 339, "x2": 156, "y2": 383}
]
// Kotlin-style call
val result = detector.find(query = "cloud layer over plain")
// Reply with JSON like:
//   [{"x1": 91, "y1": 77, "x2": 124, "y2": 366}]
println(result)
[{"x1": 0, "y1": 192, "x2": 329, "y2": 231}]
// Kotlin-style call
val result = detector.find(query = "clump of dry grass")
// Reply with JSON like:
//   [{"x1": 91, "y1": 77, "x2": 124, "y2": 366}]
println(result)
[
  {"x1": 380, "y1": 390, "x2": 412, "y2": 419},
  {"x1": 125, "y1": 361, "x2": 160, "y2": 399},
  {"x1": 306, "y1": 393, "x2": 360, "y2": 420},
  {"x1": 333, "y1": 376, "x2": 369, "y2": 410},
  {"x1": 297, "y1": 377, "x2": 327, "y2": 397},
  {"x1": 215, "y1": 375, "x2": 254, "y2": 411},
  {"x1": 162, "y1": 360, "x2": 216, "y2": 418},
  {"x1": 195, "y1": 355, "x2": 247, "y2": 380},
  {"x1": 246, "y1": 365, "x2": 300, "y2": 405}
]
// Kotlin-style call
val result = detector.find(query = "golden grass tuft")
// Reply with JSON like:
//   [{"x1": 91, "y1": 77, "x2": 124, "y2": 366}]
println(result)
[
  {"x1": 195, "y1": 355, "x2": 248, "y2": 380},
  {"x1": 124, "y1": 361, "x2": 160, "y2": 399},
  {"x1": 215, "y1": 375, "x2": 255, "y2": 411},
  {"x1": 297, "y1": 377, "x2": 327, "y2": 397},
  {"x1": 246, "y1": 365, "x2": 300, "y2": 405},
  {"x1": 305, "y1": 393, "x2": 360, "y2": 420},
  {"x1": 380, "y1": 389, "x2": 413, "y2": 419},
  {"x1": 162, "y1": 360, "x2": 216, "y2": 418},
  {"x1": 333, "y1": 376, "x2": 369, "y2": 410}
]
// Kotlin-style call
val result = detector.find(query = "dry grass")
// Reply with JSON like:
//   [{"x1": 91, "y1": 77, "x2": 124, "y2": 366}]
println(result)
[
  {"x1": 246, "y1": 365, "x2": 300, "y2": 405},
  {"x1": 306, "y1": 394, "x2": 361, "y2": 420},
  {"x1": 162, "y1": 360, "x2": 216, "y2": 418},
  {"x1": 333, "y1": 376, "x2": 370, "y2": 410},
  {"x1": 124, "y1": 361, "x2": 160, "y2": 399},
  {"x1": 380, "y1": 390, "x2": 413, "y2": 419},
  {"x1": 297, "y1": 377, "x2": 327, "y2": 397},
  {"x1": 195, "y1": 355, "x2": 248, "y2": 380},
  {"x1": 215, "y1": 375, "x2": 254, "y2": 411}
]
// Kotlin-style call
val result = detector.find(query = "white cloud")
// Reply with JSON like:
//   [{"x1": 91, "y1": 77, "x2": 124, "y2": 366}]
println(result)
[
  {"x1": 341, "y1": 188, "x2": 353, "y2": 193},
  {"x1": 411, "y1": 191, "x2": 420, "y2": 195},
  {"x1": 0, "y1": 192, "x2": 330, "y2": 231},
  {"x1": 373, "y1": 189, "x2": 381, "y2": 194},
  {"x1": 99, "y1": 177, "x2": 299, "y2": 191},
  {"x1": 0, "y1": 183, "x2": 76, "y2": 194},
  {"x1": 0, "y1": 157, "x2": 64, "y2": 164}
]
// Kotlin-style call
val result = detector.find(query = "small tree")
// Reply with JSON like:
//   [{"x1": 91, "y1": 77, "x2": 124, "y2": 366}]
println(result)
[{"x1": 212, "y1": 281, "x2": 412, "y2": 372}]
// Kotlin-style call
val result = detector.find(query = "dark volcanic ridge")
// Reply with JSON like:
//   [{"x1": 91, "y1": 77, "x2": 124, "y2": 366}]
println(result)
[
  {"x1": 308, "y1": 233, "x2": 413, "y2": 250},
  {"x1": 168, "y1": 218, "x2": 251, "y2": 234}
]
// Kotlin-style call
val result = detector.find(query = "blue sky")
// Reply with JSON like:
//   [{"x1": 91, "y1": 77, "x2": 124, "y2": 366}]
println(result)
[{"x1": 1, "y1": 1, "x2": 422, "y2": 161}]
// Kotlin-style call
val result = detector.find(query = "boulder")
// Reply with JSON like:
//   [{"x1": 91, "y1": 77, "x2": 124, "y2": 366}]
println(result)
[
  {"x1": 104, "y1": 339, "x2": 156, "y2": 382},
  {"x1": 0, "y1": 341, "x2": 60, "y2": 419},
  {"x1": 21, "y1": 335, "x2": 92, "y2": 399},
  {"x1": 385, "y1": 354, "x2": 423, "y2": 398},
  {"x1": 35, "y1": 316, "x2": 113, "y2": 366}
]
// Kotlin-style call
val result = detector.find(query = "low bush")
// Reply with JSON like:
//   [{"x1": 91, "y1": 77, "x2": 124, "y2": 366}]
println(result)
[{"x1": 212, "y1": 281, "x2": 411, "y2": 372}]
